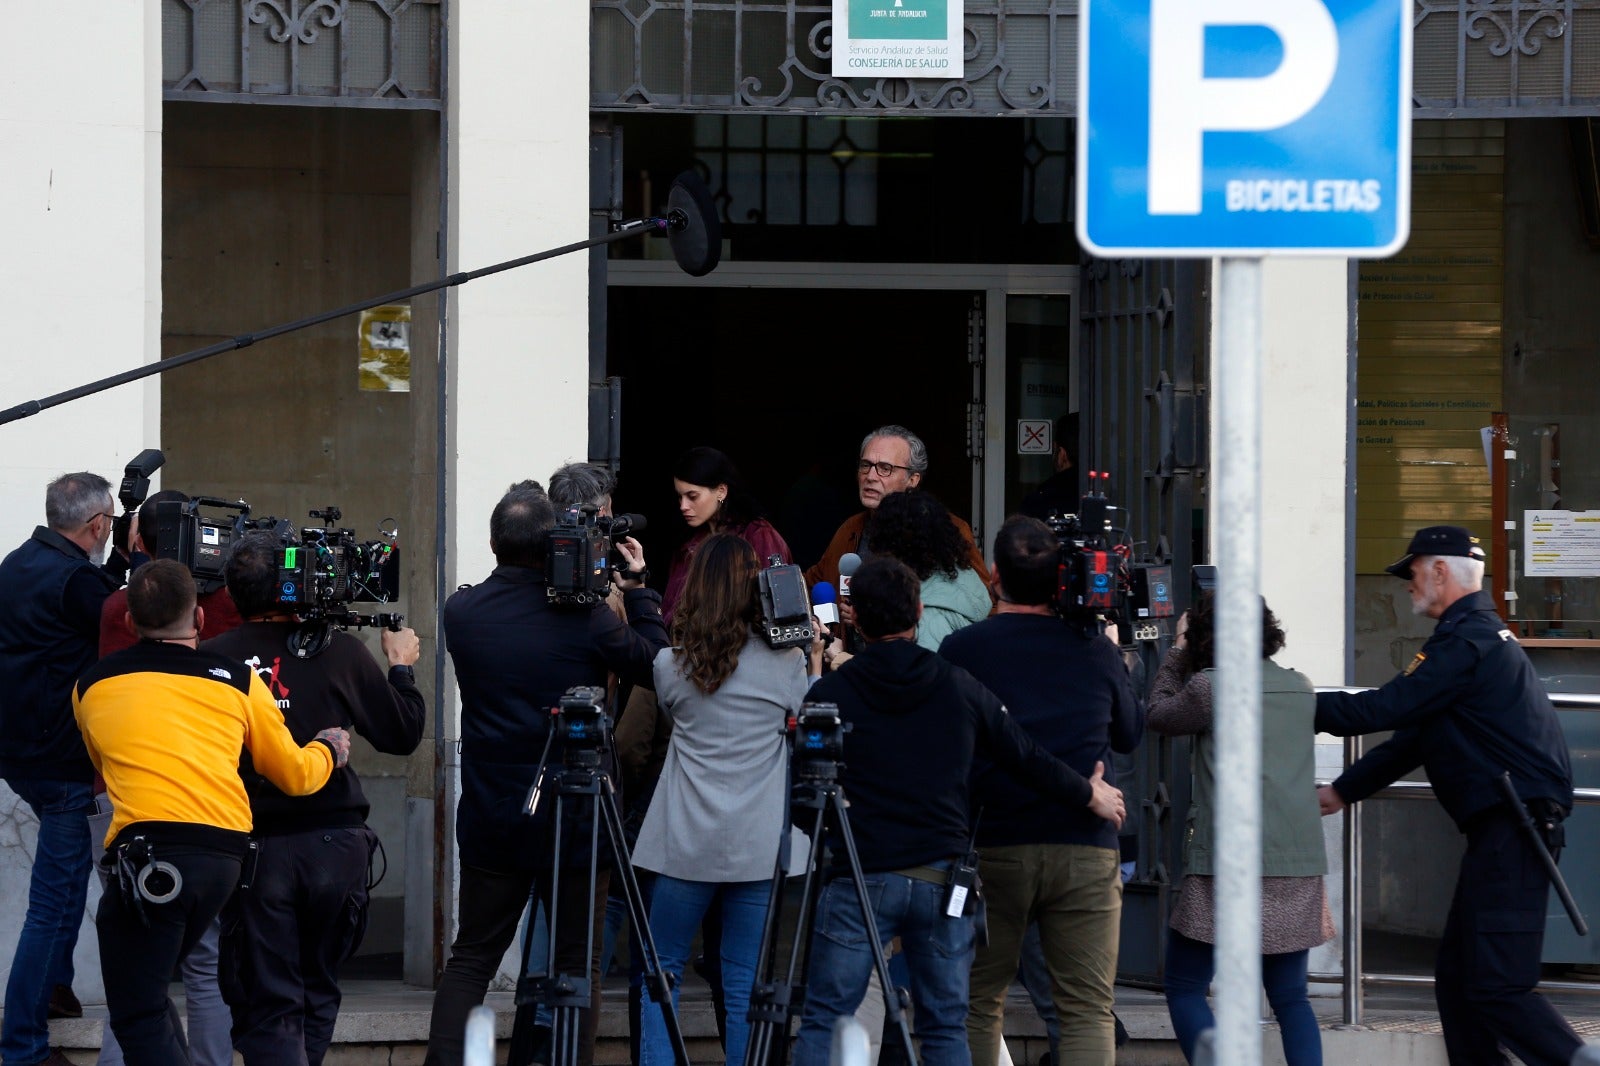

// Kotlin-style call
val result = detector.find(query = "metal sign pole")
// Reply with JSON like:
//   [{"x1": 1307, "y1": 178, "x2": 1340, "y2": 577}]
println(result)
[{"x1": 1213, "y1": 255, "x2": 1264, "y2": 1066}]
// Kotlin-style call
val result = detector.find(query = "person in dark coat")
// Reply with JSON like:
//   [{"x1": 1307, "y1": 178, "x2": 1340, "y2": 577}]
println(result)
[
  {"x1": 0, "y1": 471, "x2": 120, "y2": 1066},
  {"x1": 1315, "y1": 525, "x2": 1583, "y2": 1066},
  {"x1": 424, "y1": 485, "x2": 668, "y2": 1066}
]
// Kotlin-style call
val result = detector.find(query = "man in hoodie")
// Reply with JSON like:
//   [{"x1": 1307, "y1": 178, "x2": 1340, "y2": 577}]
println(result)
[
  {"x1": 792, "y1": 557, "x2": 1126, "y2": 1066},
  {"x1": 941, "y1": 515, "x2": 1143, "y2": 1066},
  {"x1": 205, "y1": 532, "x2": 426, "y2": 1066}
]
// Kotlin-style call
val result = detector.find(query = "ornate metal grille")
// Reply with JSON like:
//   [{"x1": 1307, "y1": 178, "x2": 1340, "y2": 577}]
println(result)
[
  {"x1": 592, "y1": 0, "x2": 1078, "y2": 113},
  {"x1": 163, "y1": 0, "x2": 442, "y2": 108},
  {"x1": 1414, "y1": 0, "x2": 1600, "y2": 115},
  {"x1": 594, "y1": 0, "x2": 1600, "y2": 118}
]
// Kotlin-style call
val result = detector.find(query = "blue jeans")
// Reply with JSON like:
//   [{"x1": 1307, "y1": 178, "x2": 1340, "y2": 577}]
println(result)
[
  {"x1": 2, "y1": 778, "x2": 94, "y2": 1066},
  {"x1": 638, "y1": 875, "x2": 767, "y2": 1066},
  {"x1": 794, "y1": 872, "x2": 976, "y2": 1066},
  {"x1": 1163, "y1": 931, "x2": 1321, "y2": 1066}
]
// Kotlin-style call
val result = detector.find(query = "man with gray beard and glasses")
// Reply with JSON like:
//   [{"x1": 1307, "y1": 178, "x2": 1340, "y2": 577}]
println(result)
[{"x1": 0, "y1": 472, "x2": 121, "y2": 1066}]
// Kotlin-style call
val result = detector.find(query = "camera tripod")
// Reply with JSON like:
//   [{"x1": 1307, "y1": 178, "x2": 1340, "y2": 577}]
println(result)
[
  {"x1": 742, "y1": 756, "x2": 918, "y2": 1066},
  {"x1": 508, "y1": 732, "x2": 692, "y2": 1066}
]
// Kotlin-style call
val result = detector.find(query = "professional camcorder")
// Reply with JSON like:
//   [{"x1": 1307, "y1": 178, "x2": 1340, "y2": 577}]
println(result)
[
  {"x1": 271, "y1": 505, "x2": 400, "y2": 621},
  {"x1": 758, "y1": 555, "x2": 814, "y2": 651},
  {"x1": 151, "y1": 497, "x2": 291, "y2": 594},
  {"x1": 1044, "y1": 478, "x2": 1174, "y2": 640},
  {"x1": 788, "y1": 701, "x2": 849, "y2": 782},
  {"x1": 546, "y1": 505, "x2": 645, "y2": 608}
]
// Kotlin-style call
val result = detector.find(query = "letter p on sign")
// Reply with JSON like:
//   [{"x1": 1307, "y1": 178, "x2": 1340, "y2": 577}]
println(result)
[
  {"x1": 1148, "y1": 0, "x2": 1337, "y2": 216},
  {"x1": 1076, "y1": 0, "x2": 1411, "y2": 258}
]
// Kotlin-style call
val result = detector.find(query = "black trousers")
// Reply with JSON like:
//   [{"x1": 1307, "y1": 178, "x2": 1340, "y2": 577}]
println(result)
[
  {"x1": 425, "y1": 862, "x2": 611, "y2": 1066},
  {"x1": 98, "y1": 845, "x2": 242, "y2": 1066},
  {"x1": 220, "y1": 826, "x2": 374, "y2": 1066},
  {"x1": 1435, "y1": 809, "x2": 1582, "y2": 1066}
]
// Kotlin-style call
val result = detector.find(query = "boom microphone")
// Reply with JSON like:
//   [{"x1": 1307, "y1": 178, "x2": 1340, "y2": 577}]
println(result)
[
  {"x1": 838, "y1": 552, "x2": 862, "y2": 602},
  {"x1": 811, "y1": 582, "x2": 839, "y2": 627}
]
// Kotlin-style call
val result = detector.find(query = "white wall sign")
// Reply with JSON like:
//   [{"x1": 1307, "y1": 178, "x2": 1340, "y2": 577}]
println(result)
[
  {"x1": 1526, "y1": 510, "x2": 1600, "y2": 577},
  {"x1": 1017, "y1": 418, "x2": 1053, "y2": 454},
  {"x1": 831, "y1": 0, "x2": 964, "y2": 79}
]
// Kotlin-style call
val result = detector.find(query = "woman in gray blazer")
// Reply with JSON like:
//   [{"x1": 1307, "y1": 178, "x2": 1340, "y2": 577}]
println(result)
[{"x1": 631, "y1": 534, "x2": 818, "y2": 1066}]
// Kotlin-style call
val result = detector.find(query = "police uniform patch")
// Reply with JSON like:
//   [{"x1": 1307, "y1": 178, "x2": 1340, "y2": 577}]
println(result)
[{"x1": 1403, "y1": 652, "x2": 1426, "y2": 676}]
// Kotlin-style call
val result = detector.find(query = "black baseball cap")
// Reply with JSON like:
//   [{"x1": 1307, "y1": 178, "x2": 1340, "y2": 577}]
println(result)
[{"x1": 1385, "y1": 525, "x2": 1486, "y2": 579}]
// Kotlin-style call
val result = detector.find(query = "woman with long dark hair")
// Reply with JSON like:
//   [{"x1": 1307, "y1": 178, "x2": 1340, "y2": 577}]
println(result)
[
  {"x1": 630, "y1": 534, "x2": 815, "y2": 1066},
  {"x1": 663, "y1": 447, "x2": 790, "y2": 625},
  {"x1": 864, "y1": 490, "x2": 990, "y2": 651},
  {"x1": 1146, "y1": 592, "x2": 1333, "y2": 1066}
]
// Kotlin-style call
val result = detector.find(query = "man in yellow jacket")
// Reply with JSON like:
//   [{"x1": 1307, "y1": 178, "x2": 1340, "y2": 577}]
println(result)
[{"x1": 73, "y1": 559, "x2": 350, "y2": 1066}]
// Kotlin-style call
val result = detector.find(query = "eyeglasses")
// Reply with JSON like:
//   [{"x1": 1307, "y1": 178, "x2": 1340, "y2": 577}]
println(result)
[
  {"x1": 857, "y1": 459, "x2": 914, "y2": 478},
  {"x1": 89, "y1": 512, "x2": 116, "y2": 527}
]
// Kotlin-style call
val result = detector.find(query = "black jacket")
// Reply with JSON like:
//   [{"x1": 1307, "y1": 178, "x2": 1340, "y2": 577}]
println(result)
[
  {"x1": 940, "y1": 612, "x2": 1143, "y2": 851},
  {"x1": 444, "y1": 564, "x2": 667, "y2": 872},
  {"x1": 807, "y1": 638, "x2": 1091, "y2": 873},
  {"x1": 203, "y1": 622, "x2": 426, "y2": 834},
  {"x1": 0, "y1": 527, "x2": 120, "y2": 781},
  {"x1": 1316, "y1": 590, "x2": 1572, "y2": 829}
]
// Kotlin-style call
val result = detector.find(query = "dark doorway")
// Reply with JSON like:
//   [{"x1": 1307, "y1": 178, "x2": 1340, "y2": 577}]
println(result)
[{"x1": 607, "y1": 286, "x2": 979, "y2": 574}]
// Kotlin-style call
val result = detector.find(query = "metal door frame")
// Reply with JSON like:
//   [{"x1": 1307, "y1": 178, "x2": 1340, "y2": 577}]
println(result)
[{"x1": 606, "y1": 259, "x2": 1079, "y2": 548}]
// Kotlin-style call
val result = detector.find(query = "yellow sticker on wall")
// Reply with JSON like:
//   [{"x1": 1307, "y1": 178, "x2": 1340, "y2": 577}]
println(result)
[{"x1": 359, "y1": 304, "x2": 411, "y2": 392}]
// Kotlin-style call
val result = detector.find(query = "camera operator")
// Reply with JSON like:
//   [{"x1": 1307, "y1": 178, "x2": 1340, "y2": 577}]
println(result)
[
  {"x1": 939, "y1": 515, "x2": 1142, "y2": 1066},
  {"x1": 0, "y1": 471, "x2": 121, "y2": 1066},
  {"x1": 100, "y1": 490, "x2": 243, "y2": 655},
  {"x1": 73, "y1": 560, "x2": 350, "y2": 1066},
  {"x1": 793, "y1": 556, "x2": 1125, "y2": 1066},
  {"x1": 424, "y1": 484, "x2": 668, "y2": 1066},
  {"x1": 201, "y1": 532, "x2": 425, "y2": 1066},
  {"x1": 96, "y1": 490, "x2": 245, "y2": 1066}
]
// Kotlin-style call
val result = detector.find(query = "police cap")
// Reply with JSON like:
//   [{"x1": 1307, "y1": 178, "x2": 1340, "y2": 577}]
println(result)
[{"x1": 1385, "y1": 525, "x2": 1486, "y2": 580}]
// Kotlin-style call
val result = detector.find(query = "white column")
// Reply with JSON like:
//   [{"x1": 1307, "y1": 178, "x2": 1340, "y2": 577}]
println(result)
[
  {"x1": 443, "y1": 4, "x2": 593, "y2": 971},
  {"x1": 0, "y1": 1, "x2": 163, "y2": 1006}
]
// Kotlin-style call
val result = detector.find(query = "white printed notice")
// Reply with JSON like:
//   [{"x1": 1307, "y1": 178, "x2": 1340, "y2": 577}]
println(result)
[
  {"x1": 831, "y1": 0, "x2": 964, "y2": 79},
  {"x1": 1525, "y1": 510, "x2": 1600, "y2": 577}
]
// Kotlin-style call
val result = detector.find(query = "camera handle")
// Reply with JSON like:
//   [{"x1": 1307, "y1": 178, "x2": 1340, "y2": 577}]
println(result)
[{"x1": 743, "y1": 768, "x2": 918, "y2": 1066}]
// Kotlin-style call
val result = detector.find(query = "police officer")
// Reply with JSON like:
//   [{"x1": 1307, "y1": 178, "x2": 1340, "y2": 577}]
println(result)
[{"x1": 1314, "y1": 525, "x2": 1583, "y2": 1065}]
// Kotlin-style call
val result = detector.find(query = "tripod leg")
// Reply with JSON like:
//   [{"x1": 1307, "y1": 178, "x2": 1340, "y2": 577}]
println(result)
[
  {"x1": 598, "y1": 776, "x2": 694, "y2": 1066},
  {"x1": 830, "y1": 793, "x2": 918, "y2": 1066},
  {"x1": 508, "y1": 894, "x2": 551, "y2": 1066},
  {"x1": 742, "y1": 793, "x2": 832, "y2": 1062}
]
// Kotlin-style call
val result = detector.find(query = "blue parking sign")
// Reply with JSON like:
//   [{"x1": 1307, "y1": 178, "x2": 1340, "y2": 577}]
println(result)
[{"x1": 1077, "y1": 0, "x2": 1411, "y2": 257}]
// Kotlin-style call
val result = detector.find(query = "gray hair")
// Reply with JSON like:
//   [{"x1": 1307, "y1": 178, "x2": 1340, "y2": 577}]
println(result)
[
  {"x1": 861, "y1": 425, "x2": 928, "y2": 475},
  {"x1": 547, "y1": 462, "x2": 616, "y2": 511},
  {"x1": 45, "y1": 472, "x2": 113, "y2": 531},
  {"x1": 1439, "y1": 555, "x2": 1485, "y2": 590}
]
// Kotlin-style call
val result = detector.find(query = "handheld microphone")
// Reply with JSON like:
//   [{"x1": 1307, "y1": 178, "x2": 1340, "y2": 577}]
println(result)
[
  {"x1": 811, "y1": 581, "x2": 839, "y2": 627},
  {"x1": 838, "y1": 552, "x2": 862, "y2": 602}
]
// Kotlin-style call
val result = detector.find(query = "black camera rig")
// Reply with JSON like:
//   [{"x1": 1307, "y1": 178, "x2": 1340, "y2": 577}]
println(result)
[
  {"x1": 1044, "y1": 481, "x2": 1175, "y2": 641},
  {"x1": 546, "y1": 506, "x2": 644, "y2": 608},
  {"x1": 272, "y1": 505, "x2": 402, "y2": 630},
  {"x1": 758, "y1": 555, "x2": 814, "y2": 651},
  {"x1": 787, "y1": 701, "x2": 849, "y2": 783}
]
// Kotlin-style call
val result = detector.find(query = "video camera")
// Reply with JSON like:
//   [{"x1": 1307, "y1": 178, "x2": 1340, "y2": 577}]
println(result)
[
  {"x1": 788, "y1": 701, "x2": 849, "y2": 783},
  {"x1": 523, "y1": 685, "x2": 613, "y2": 816},
  {"x1": 150, "y1": 496, "x2": 290, "y2": 595},
  {"x1": 546, "y1": 505, "x2": 645, "y2": 608},
  {"x1": 1044, "y1": 476, "x2": 1174, "y2": 641},
  {"x1": 272, "y1": 505, "x2": 400, "y2": 621},
  {"x1": 758, "y1": 555, "x2": 814, "y2": 650}
]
